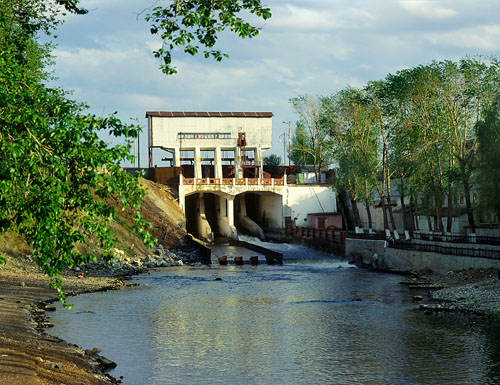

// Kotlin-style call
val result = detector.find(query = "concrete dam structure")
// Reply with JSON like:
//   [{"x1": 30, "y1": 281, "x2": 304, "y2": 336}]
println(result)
[{"x1": 145, "y1": 110, "x2": 337, "y2": 241}]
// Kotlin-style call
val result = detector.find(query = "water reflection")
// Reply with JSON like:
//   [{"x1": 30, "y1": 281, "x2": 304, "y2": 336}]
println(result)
[{"x1": 50, "y1": 262, "x2": 500, "y2": 385}]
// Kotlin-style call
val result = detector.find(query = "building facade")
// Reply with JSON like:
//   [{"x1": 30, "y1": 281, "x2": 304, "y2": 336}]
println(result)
[{"x1": 145, "y1": 111, "x2": 336, "y2": 241}]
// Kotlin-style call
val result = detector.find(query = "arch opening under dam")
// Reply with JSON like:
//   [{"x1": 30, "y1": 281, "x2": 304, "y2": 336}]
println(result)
[{"x1": 184, "y1": 191, "x2": 283, "y2": 241}]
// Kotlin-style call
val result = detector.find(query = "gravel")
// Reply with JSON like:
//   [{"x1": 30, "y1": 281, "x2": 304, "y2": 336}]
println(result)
[{"x1": 415, "y1": 268, "x2": 500, "y2": 316}]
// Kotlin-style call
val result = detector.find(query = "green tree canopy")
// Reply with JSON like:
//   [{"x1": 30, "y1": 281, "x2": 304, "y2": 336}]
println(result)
[
  {"x1": 0, "y1": 0, "x2": 156, "y2": 306},
  {"x1": 145, "y1": 0, "x2": 271, "y2": 74},
  {"x1": 263, "y1": 154, "x2": 283, "y2": 176}
]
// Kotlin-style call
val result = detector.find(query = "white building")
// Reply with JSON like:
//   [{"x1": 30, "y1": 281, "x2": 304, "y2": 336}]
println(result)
[
  {"x1": 146, "y1": 111, "x2": 336, "y2": 241},
  {"x1": 146, "y1": 111, "x2": 273, "y2": 179}
]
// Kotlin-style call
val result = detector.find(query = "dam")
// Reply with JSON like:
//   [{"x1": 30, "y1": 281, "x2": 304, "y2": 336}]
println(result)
[{"x1": 145, "y1": 110, "x2": 336, "y2": 241}]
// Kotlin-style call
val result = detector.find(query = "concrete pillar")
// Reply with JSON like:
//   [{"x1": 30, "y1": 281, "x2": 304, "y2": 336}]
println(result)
[
  {"x1": 174, "y1": 147, "x2": 180, "y2": 167},
  {"x1": 194, "y1": 147, "x2": 202, "y2": 179},
  {"x1": 235, "y1": 146, "x2": 242, "y2": 178},
  {"x1": 228, "y1": 196, "x2": 235, "y2": 227},
  {"x1": 256, "y1": 146, "x2": 263, "y2": 178},
  {"x1": 215, "y1": 195, "x2": 237, "y2": 239},
  {"x1": 214, "y1": 147, "x2": 222, "y2": 179},
  {"x1": 196, "y1": 193, "x2": 213, "y2": 241}
]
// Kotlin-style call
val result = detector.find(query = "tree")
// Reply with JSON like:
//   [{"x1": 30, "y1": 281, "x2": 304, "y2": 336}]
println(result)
[
  {"x1": 0, "y1": 0, "x2": 157, "y2": 306},
  {"x1": 322, "y1": 88, "x2": 379, "y2": 230},
  {"x1": 290, "y1": 95, "x2": 333, "y2": 183},
  {"x1": 477, "y1": 95, "x2": 500, "y2": 230},
  {"x1": 437, "y1": 58, "x2": 500, "y2": 233},
  {"x1": 263, "y1": 154, "x2": 283, "y2": 177},
  {"x1": 145, "y1": 0, "x2": 271, "y2": 74}
]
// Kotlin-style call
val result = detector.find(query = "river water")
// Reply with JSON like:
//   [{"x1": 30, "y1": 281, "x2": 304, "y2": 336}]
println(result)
[{"x1": 50, "y1": 241, "x2": 500, "y2": 384}]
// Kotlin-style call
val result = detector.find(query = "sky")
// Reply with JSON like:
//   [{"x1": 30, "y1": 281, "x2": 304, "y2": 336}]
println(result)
[{"x1": 48, "y1": 0, "x2": 500, "y2": 167}]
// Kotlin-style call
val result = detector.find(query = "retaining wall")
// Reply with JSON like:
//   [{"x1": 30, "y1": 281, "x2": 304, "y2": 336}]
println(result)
[{"x1": 345, "y1": 238, "x2": 500, "y2": 274}]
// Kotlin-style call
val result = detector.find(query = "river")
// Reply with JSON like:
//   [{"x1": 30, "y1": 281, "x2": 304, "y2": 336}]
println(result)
[{"x1": 50, "y1": 240, "x2": 500, "y2": 384}]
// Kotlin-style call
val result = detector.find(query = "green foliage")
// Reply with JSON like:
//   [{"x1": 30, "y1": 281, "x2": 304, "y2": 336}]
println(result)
[
  {"x1": 290, "y1": 122, "x2": 314, "y2": 166},
  {"x1": 263, "y1": 154, "x2": 282, "y2": 176},
  {"x1": 491, "y1": 309, "x2": 500, "y2": 322},
  {"x1": 289, "y1": 95, "x2": 333, "y2": 183},
  {"x1": 322, "y1": 88, "x2": 379, "y2": 204},
  {"x1": 293, "y1": 57, "x2": 500, "y2": 231},
  {"x1": 477, "y1": 95, "x2": 500, "y2": 222},
  {"x1": 1, "y1": 0, "x2": 155, "y2": 307},
  {"x1": 145, "y1": 0, "x2": 271, "y2": 74}
]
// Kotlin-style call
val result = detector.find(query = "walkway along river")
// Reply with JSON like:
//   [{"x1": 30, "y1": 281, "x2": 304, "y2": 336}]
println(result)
[{"x1": 49, "y1": 240, "x2": 500, "y2": 384}]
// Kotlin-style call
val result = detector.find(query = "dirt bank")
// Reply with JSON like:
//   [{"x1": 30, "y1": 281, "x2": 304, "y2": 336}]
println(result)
[
  {"x1": 0, "y1": 178, "x2": 190, "y2": 384},
  {"x1": 0, "y1": 267, "x2": 126, "y2": 384}
]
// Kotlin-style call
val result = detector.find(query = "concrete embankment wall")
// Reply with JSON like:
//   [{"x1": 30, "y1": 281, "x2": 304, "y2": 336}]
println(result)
[{"x1": 345, "y1": 239, "x2": 500, "y2": 274}]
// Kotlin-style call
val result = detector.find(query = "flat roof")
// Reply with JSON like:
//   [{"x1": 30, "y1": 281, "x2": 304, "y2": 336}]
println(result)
[{"x1": 145, "y1": 111, "x2": 273, "y2": 118}]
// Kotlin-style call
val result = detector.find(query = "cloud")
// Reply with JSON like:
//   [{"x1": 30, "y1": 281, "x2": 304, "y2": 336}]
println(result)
[
  {"x1": 397, "y1": 1, "x2": 458, "y2": 20},
  {"x1": 425, "y1": 25, "x2": 500, "y2": 51},
  {"x1": 270, "y1": 3, "x2": 374, "y2": 31}
]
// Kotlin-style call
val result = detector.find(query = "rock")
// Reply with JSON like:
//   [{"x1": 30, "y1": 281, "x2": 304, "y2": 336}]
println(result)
[
  {"x1": 88, "y1": 347, "x2": 102, "y2": 355},
  {"x1": 44, "y1": 304, "x2": 56, "y2": 312},
  {"x1": 132, "y1": 259, "x2": 143, "y2": 268},
  {"x1": 156, "y1": 260, "x2": 164, "y2": 267},
  {"x1": 40, "y1": 322, "x2": 54, "y2": 328},
  {"x1": 97, "y1": 355, "x2": 117, "y2": 369}
]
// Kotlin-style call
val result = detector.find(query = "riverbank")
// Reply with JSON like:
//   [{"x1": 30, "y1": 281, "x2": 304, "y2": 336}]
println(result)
[
  {"x1": 0, "y1": 266, "x2": 125, "y2": 384},
  {"x1": 0, "y1": 178, "x2": 195, "y2": 384},
  {"x1": 0, "y1": 240, "x2": 203, "y2": 385},
  {"x1": 400, "y1": 268, "x2": 500, "y2": 317}
]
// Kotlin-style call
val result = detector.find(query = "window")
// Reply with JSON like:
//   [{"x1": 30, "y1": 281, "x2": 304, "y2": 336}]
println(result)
[{"x1": 178, "y1": 132, "x2": 231, "y2": 139}]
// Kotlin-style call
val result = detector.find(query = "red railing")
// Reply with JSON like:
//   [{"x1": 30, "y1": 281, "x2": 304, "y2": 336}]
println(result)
[
  {"x1": 181, "y1": 177, "x2": 286, "y2": 186},
  {"x1": 285, "y1": 226, "x2": 346, "y2": 245}
]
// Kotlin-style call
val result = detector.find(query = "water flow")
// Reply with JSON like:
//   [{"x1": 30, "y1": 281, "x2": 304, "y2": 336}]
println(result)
[
  {"x1": 49, "y1": 243, "x2": 500, "y2": 385},
  {"x1": 237, "y1": 234, "x2": 339, "y2": 261}
]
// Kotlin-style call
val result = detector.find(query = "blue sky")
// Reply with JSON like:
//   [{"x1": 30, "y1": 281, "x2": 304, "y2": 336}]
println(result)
[{"x1": 48, "y1": 0, "x2": 500, "y2": 166}]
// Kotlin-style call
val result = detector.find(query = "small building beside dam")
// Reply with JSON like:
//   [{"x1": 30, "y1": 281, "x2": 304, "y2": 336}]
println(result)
[{"x1": 144, "y1": 111, "x2": 336, "y2": 241}]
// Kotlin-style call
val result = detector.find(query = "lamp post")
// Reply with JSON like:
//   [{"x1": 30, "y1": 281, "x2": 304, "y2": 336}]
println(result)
[
  {"x1": 283, "y1": 121, "x2": 291, "y2": 167},
  {"x1": 279, "y1": 132, "x2": 287, "y2": 166}
]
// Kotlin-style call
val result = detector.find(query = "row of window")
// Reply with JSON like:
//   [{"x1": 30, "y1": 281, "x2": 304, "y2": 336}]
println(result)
[{"x1": 178, "y1": 132, "x2": 231, "y2": 139}]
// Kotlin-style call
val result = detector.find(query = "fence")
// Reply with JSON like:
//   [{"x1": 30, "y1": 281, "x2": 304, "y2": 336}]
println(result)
[
  {"x1": 391, "y1": 240, "x2": 500, "y2": 260},
  {"x1": 413, "y1": 232, "x2": 500, "y2": 246},
  {"x1": 148, "y1": 167, "x2": 182, "y2": 185},
  {"x1": 346, "y1": 231, "x2": 386, "y2": 241},
  {"x1": 181, "y1": 176, "x2": 285, "y2": 186},
  {"x1": 285, "y1": 226, "x2": 346, "y2": 245}
]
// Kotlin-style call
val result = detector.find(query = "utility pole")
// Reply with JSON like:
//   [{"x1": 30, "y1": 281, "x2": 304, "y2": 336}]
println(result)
[
  {"x1": 283, "y1": 121, "x2": 291, "y2": 167},
  {"x1": 279, "y1": 132, "x2": 287, "y2": 166}
]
